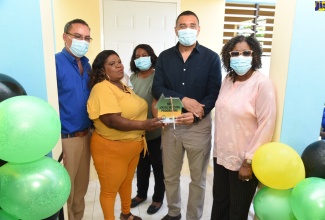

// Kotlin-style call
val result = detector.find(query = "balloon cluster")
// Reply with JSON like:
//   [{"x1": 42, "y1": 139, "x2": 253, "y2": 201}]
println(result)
[
  {"x1": 0, "y1": 74, "x2": 71, "y2": 219},
  {"x1": 252, "y1": 141, "x2": 325, "y2": 220}
]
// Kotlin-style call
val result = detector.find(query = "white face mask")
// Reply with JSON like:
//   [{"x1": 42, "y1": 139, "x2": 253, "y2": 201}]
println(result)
[
  {"x1": 177, "y1": 28, "x2": 197, "y2": 46},
  {"x1": 134, "y1": 56, "x2": 152, "y2": 71},
  {"x1": 230, "y1": 56, "x2": 252, "y2": 76},
  {"x1": 68, "y1": 38, "x2": 89, "y2": 58}
]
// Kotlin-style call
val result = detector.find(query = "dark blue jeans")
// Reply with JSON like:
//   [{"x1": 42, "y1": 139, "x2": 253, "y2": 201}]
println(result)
[{"x1": 136, "y1": 136, "x2": 165, "y2": 202}]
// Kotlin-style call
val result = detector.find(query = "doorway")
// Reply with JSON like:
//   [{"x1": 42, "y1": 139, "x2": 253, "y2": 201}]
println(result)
[{"x1": 103, "y1": 0, "x2": 178, "y2": 75}]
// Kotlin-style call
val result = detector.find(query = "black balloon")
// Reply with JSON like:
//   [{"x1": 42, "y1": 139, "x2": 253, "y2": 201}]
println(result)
[
  {"x1": 301, "y1": 140, "x2": 325, "y2": 178},
  {"x1": 0, "y1": 73, "x2": 27, "y2": 102},
  {"x1": 42, "y1": 210, "x2": 60, "y2": 220},
  {"x1": 0, "y1": 73, "x2": 27, "y2": 166},
  {"x1": 0, "y1": 160, "x2": 6, "y2": 166}
]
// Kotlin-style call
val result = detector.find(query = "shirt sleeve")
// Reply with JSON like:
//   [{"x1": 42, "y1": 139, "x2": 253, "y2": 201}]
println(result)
[
  {"x1": 245, "y1": 78, "x2": 276, "y2": 159},
  {"x1": 200, "y1": 53, "x2": 222, "y2": 115},
  {"x1": 87, "y1": 83, "x2": 121, "y2": 120}
]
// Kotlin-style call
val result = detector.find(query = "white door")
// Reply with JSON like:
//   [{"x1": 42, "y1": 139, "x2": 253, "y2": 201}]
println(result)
[{"x1": 103, "y1": 0, "x2": 178, "y2": 75}]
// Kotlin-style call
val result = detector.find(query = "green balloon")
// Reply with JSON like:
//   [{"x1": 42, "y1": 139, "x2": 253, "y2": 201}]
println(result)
[
  {"x1": 0, "y1": 157, "x2": 71, "y2": 220},
  {"x1": 254, "y1": 187, "x2": 296, "y2": 220},
  {"x1": 290, "y1": 177, "x2": 325, "y2": 220},
  {"x1": 0, "y1": 96, "x2": 61, "y2": 163},
  {"x1": 0, "y1": 209, "x2": 18, "y2": 220}
]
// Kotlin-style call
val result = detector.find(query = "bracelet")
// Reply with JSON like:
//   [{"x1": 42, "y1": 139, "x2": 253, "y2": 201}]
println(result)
[{"x1": 245, "y1": 159, "x2": 252, "y2": 164}]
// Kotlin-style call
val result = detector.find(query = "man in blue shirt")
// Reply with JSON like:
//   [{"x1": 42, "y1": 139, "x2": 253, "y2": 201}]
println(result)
[
  {"x1": 152, "y1": 11, "x2": 222, "y2": 220},
  {"x1": 55, "y1": 19, "x2": 93, "y2": 220}
]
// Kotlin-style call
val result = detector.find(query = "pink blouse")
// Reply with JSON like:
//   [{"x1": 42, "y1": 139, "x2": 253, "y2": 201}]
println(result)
[{"x1": 213, "y1": 71, "x2": 276, "y2": 171}]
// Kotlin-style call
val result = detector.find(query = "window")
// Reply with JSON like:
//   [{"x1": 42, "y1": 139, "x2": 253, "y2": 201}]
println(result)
[{"x1": 223, "y1": 3, "x2": 276, "y2": 56}]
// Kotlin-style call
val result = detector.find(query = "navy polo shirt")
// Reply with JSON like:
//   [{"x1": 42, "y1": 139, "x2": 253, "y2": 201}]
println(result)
[{"x1": 152, "y1": 42, "x2": 222, "y2": 116}]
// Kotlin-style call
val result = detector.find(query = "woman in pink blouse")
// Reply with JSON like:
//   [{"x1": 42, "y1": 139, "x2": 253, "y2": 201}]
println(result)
[{"x1": 211, "y1": 35, "x2": 276, "y2": 220}]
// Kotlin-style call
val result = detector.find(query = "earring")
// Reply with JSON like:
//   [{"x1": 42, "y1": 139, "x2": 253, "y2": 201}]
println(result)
[{"x1": 101, "y1": 69, "x2": 110, "y2": 81}]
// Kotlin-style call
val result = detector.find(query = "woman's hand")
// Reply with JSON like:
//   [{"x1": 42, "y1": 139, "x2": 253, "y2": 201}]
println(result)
[
  {"x1": 238, "y1": 160, "x2": 253, "y2": 182},
  {"x1": 142, "y1": 117, "x2": 163, "y2": 131}
]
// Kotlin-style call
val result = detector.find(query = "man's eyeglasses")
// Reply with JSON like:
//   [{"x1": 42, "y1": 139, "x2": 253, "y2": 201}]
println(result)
[
  {"x1": 229, "y1": 50, "x2": 253, "y2": 57},
  {"x1": 66, "y1": 33, "x2": 93, "y2": 42}
]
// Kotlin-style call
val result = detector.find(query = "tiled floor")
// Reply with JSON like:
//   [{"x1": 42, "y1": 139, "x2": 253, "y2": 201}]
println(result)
[
  {"x1": 83, "y1": 163, "x2": 255, "y2": 220},
  {"x1": 84, "y1": 168, "x2": 214, "y2": 220}
]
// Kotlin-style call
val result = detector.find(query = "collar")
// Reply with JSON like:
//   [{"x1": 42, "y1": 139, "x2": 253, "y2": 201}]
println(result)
[
  {"x1": 61, "y1": 48, "x2": 89, "y2": 64},
  {"x1": 174, "y1": 41, "x2": 200, "y2": 54}
]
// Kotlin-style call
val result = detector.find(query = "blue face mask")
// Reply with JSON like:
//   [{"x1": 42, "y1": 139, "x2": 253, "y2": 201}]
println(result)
[
  {"x1": 230, "y1": 56, "x2": 252, "y2": 76},
  {"x1": 69, "y1": 38, "x2": 89, "y2": 58},
  {"x1": 134, "y1": 56, "x2": 152, "y2": 71},
  {"x1": 177, "y1": 28, "x2": 197, "y2": 46}
]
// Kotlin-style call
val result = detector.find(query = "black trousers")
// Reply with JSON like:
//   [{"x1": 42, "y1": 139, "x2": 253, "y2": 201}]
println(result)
[
  {"x1": 211, "y1": 158, "x2": 258, "y2": 220},
  {"x1": 136, "y1": 136, "x2": 165, "y2": 202}
]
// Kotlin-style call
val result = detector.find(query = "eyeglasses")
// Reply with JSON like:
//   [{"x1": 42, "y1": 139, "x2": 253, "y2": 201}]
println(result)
[
  {"x1": 229, "y1": 50, "x2": 253, "y2": 57},
  {"x1": 66, "y1": 33, "x2": 93, "y2": 42}
]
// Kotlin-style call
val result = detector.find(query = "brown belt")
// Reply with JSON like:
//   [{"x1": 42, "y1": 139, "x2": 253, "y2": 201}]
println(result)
[{"x1": 61, "y1": 128, "x2": 90, "y2": 139}]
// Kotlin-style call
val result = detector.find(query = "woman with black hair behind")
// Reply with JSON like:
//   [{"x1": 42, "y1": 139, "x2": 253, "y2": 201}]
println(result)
[
  {"x1": 129, "y1": 44, "x2": 165, "y2": 215},
  {"x1": 211, "y1": 35, "x2": 276, "y2": 220},
  {"x1": 87, "y1": 50, "x2": 163, "y2": 220}
]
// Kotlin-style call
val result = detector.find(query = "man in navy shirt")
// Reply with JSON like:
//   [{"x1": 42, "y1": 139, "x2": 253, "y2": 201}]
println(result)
[
  {"x1": 152, "y1": 11, "x2": 222, "y2": 220},
  {"x1": 55, "y1": 19, "x2": 92, "y2": 220}
]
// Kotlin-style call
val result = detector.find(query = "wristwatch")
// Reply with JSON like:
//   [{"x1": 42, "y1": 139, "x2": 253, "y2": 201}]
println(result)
[
  {"x1": 246, "y1": 159, "x2": 252, "y2": 164},
  {"x1": 193, "y1": 115, "x2": 201, "y2": 123}
]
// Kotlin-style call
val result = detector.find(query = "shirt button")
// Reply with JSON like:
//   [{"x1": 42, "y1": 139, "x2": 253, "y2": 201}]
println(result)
[
  {"x1": 183, "y1": 69, "x2": 186, "y2": 71},
  {"x1": 182, "y1": 83, "x2": 185, "y2": 85}
]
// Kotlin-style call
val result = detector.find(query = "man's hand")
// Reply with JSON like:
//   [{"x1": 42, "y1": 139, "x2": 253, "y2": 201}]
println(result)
[
  {"x1": 182, "y1": 97, "x2": 205, "y2": 119},
  {"x1": 175, "y1": 112, "x2": 195, "y2": 125}
]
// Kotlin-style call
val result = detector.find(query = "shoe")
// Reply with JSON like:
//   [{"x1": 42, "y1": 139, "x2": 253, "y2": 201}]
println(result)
[
  {"x1": 147, "y1": 202, "x2": 163, "y2": 215},
  {"x1": 131, "y1": 197, "x2": 147, "y2": 208},
  {"x1": 120, "y1": 212, "x2": 142, "y2": 220},
  {"x1": 161, "y1": 213, "x2": 181, "y2": 220}
]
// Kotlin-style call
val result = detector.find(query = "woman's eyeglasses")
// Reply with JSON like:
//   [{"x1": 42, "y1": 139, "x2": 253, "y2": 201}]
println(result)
[{"x1": 229, "y1": 50, "x2": 253, "y2": 57}]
